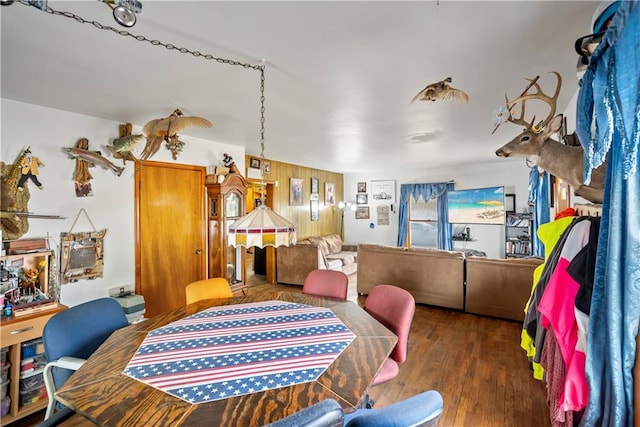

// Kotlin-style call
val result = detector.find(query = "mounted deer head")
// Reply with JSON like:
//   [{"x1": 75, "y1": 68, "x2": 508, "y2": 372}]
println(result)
[{"x1": 494, "y1": 72, "x2": 606, "y2": 204}]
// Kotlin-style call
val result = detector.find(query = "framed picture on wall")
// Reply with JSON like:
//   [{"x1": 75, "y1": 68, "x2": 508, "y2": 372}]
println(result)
[
  {"x1": 249, "y1": 158, "x2": 261, "y2": 169},
  {"x1": 357, "y1": 182, "x2": 366, "y2": 193},
  {"x1": 355, "y1": 206, "x2": 370, "y2": 219},
  {"x1": 310, "y1": 200, "x2": 319, "y2": 221},
  {"x1": 505, "y1": 193, "x2": 516, "y2": 213},
  {"x1": 311, "y1": 177, "x2": 319, "y2": 194},
  {"x1": 325, "y1": 182, "x2": 335, "y2": 206},
  {"x1": 370, "y1": 180, "x2": 396, "y2": 204},
  {"x1": 290, "y1": 178, "x2": 303, "y2": 206},
  {"x1": 356, "y1": 193, "x2": 368, "y2": 204}
]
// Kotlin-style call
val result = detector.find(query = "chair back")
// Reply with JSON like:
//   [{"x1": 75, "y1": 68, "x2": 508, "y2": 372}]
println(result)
[
  {"x1": 43, "y1": 297, "x2": 129, "y2": 389},
  {"x1": 266, "y1": 399, "x2": 344, "y2": 427},
  {"x1": 364, "y1": 284, "x2": 415, "y2": 364},
  {"x1": 302, "y1": 269, "x2": 349, "y2": 301},
  {"x1": 185, "y1": 277, "x2": 233, "y2": 304},
  {"x1": 344, "y1": 390, "x2": 443, "y2": 427}
]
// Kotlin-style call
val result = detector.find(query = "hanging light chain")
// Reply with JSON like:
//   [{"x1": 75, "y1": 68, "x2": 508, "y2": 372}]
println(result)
[
  {"x1": 19, "y1": 1, "x2": 264, "y2": 71},
  {"x1": 259, "y1": 66, "x2": 266, "y2": 159}
]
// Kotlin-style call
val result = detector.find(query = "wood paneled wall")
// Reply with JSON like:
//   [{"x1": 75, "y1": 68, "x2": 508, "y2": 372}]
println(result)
[{"x1": 245, "y1": 156, "x2": 343, "y2": 240}]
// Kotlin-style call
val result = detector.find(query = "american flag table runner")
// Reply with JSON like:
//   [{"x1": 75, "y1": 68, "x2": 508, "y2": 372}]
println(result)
[{"x1": 124, "y1": 300, "x2": 356, "y2": 404}]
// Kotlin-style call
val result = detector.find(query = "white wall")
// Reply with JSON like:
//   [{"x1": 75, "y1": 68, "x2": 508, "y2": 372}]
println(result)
[
  {"x1": 1, "y1": 99, "x2": 244, "y2": 308},
  {"x1": 343, "y1": 161, "x2": 532, "y2": 259}
]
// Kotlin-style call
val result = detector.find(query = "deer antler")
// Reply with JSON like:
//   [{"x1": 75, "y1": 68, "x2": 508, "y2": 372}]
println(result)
[{"x1": 505, "y1": 72, "x2": 562, "y2": 133}]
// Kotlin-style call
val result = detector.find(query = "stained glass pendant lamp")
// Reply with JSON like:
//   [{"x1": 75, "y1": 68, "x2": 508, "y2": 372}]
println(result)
[{"x1": 228, "y1": 65, "x2": 296, "y2": 249}]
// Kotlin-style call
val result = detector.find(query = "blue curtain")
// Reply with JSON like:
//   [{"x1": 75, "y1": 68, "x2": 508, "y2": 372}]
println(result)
[
  {"x1": 397, "y1": 182, "x2": 454, "y2": 250},
  {"x1": 577, "y1": 2, "x2": 640, "y2": 426},
  {"x1": 527, "y1": 169, "x2": 550, "y2": 257}
]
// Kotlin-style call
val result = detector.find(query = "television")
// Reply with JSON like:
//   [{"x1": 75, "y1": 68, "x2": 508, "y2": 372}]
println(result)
[{"x1": 447, "y1": 186, "x2": 505, "y2": 225}]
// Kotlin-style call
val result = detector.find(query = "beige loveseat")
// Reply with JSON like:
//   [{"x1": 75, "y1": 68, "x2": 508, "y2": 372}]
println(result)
[
  {"x1": 357, "y1": 243, "x2": 543, "y2": 321},
  {"x1": 276, "y1": 234, "x2": 357, "y2": 285}
]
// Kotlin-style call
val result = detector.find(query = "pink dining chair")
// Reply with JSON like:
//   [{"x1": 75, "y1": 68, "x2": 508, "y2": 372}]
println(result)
[
  {"x1": 364, "y1": 284, "x2": 416, "y2": 386},
  {"x1": 302, "y1": 269, "x2": 349, "y2": 301}
]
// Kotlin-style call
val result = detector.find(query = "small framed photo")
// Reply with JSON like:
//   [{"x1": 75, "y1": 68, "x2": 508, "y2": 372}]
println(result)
[
  {"x1": 325, "y1": 182, "x2": 335, "y2": 206},
  {"x1": 357, "y1": 182, "x2": 366, "y2": 193},
  {"x1": 263, "y1": 161, "x2": 271, "y2": 173},
  {"x1": 311, "y1": 177, "x2": 319, "y2": 194},
  {"x1": 290, "y1": 178, "x2": 303, "y2": 206},
  {"x1": 356, "y1": 193, "x2": 368, "y2": 204},
  {"x1": 310, "y1": 200, "x2": 319, "y2": 221},
  {"x1": 505, "y1": 193, "x2": 516, "y2": 214},
  {"x1": 355, "y1": 206, "x2": 370, "y2": 219},
  {"x1": 250, "y1": 158, "x2": 261, "y2": 169}
]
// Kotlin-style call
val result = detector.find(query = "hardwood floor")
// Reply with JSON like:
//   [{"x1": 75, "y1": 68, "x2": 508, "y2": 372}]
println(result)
[{"x1": 12, "y1": 275, "x2": 551, "y2": 426}]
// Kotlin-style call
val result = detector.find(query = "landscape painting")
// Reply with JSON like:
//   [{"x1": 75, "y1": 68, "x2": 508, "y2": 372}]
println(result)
[{"x1": 447, "y1": 186, "x2": 505, "y2": 225}]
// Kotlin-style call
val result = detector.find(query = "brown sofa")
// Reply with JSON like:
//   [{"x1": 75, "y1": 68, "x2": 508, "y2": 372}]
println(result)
[
  {"x1": 465, "y1": 257, "x2": 542, "y2": 321},
  {"x1": 357, "y1": 244, "x2": 466, "y2": 310},
  {"x1": 276, "y1": 234, "x2": 357, "y2": 285},
  {"x1": 357, "y1": 243, "x2": 543, "y2": 321}
]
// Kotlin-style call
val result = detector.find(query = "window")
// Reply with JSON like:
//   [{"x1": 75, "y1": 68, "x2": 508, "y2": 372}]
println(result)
[{"x1": 409, "y1": 195, "x2": 438, "y2": 248}]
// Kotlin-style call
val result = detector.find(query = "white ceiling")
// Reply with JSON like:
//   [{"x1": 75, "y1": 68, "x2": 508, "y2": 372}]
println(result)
[{"x1": 1, "y1": 1, "x2": 598, "y2": 173}]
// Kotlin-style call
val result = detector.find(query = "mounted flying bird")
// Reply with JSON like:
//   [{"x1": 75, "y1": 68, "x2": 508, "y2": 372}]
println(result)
[
  {"x1": 410, "y1": 77, "x2": 469, "y2": 104},
  {"x1": 140, "y1": 109, "x2": 212, "y2": 160}
]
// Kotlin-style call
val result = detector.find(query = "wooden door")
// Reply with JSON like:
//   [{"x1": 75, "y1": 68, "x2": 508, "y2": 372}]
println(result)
[{"x1": 135, "y1": 161, "x2": 206, "y2": 317}]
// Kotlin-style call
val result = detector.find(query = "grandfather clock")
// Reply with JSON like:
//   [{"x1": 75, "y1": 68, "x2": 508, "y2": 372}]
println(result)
[{"x1": 205, "y1": 173, "x2": 249, "y2": 295}]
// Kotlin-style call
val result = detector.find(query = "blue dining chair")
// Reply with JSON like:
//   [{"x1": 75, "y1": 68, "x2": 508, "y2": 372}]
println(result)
[
  {"x1": 344, "y1": 390, "x2": 444, "y2": 427},
  {"x1": 42, "y1": 297, "x2": 129, "y2": 421},
  {"x1": 265, "y1": 399, "x2": 344, "y2": 427}
]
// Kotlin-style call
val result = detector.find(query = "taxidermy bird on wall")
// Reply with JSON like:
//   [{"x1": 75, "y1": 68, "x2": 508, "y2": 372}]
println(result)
[
  {"x1": 140, "y1": 108, "x2": 212, "y2": 160},
  {"x1": 410, "y1": 77, "x2": 469, "y2": 104}
]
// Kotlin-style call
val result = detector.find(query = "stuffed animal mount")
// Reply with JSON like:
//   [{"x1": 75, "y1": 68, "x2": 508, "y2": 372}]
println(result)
[
  {"x1": 212, "y1": 153, "x2": 242, "y2": 183},
  {"x1": 140, "y1": 108, "x2": 212, "y2": 161},
  {"x1": 493, "y1": 72, "x2": 605, "y2": 204}
]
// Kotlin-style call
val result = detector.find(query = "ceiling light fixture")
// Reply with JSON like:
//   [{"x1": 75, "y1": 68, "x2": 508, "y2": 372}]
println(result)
[
  {"x1": 228, "y1": 64, "x2": 297, "y2": 249},
  {"x1": 100, "y1": 0, "x2": 141, "y2": 28}
]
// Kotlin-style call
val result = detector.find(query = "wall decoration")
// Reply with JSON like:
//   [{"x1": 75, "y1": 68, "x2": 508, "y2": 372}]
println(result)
[
  {"x1": 505, "y1": 193, "x2": 516, "y2": 214},
  {"x1": 73, "y1": 138, "x2": 93, "y2": 197},
  {"x1": 263, "y1": 161, "x2": 271, "y2": 174},
  {"x1": 325, "y1": 182, "x2": 336, "y2": 206},
  {"x1": 60, "y1": 208, "x2": 106, "y2": 283},
  {"x1": 447, "y1": 186, "x2": 505, "y2": 225},
  {"x1": 355, "y1": 206, "x2": 370, "y2": 219},
  {"x1": 310, "y1": 200, "x2": 319, "y2": 221},
  {"x1": 290, "y1": 177, "x2": 304, "y2": 206},
  {"x1": 357, "y1": 182, "x2": 366, "y2": 193},
  {"x1": 311, "y1": 177, "x2": 319, "y2": 194},
  {"x1": 371, "y1": 180, "x2": 396, "y2": 204},
  {"x1": 377, "y1": 205, "x2": 390, "y2": 225},
  {"x1": 356, "y1": 193, "x2": 368, "y2": 204},
  {"x1": 249, "y1": 158, "x2": 261, "y2": 169}
]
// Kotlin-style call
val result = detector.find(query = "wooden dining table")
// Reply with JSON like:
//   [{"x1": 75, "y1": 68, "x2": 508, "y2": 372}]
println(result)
[{"x1": 55, "y1": 291, "x2": 397, "y2": 426}]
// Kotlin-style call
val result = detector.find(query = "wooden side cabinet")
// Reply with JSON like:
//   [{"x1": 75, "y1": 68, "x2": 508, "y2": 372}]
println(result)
[
  {"x1": 1, "y1": 305, "x2": 67, "y2": 424},
  {"x1": 205, "y1": 174, "x2": 249, "y2": 295}
]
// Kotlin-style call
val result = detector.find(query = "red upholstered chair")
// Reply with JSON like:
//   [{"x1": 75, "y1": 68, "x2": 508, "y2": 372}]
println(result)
[
  {"x1": 302, "y1": 269, "x2": 349, "y2": 301},
  {"x1": 364, "y1": 284, "x2": 416, "y2": 386}
]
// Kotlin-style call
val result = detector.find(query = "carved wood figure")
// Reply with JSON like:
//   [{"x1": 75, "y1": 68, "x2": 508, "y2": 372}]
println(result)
[{"x1": 494, "y1": 72, "x2": 606, "y2": 203}]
